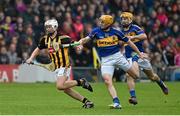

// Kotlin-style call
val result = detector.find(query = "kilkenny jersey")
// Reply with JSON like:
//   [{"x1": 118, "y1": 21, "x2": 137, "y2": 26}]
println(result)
[
  {"x1": 38, "y1": 34, "x2": 71, "y2": 69},
  {"x1": 121, "y1": 24, "x2": 145, "y2": 58},
  {"x1": 88, "y1": 27, "x2": 129, "y2": 57}
]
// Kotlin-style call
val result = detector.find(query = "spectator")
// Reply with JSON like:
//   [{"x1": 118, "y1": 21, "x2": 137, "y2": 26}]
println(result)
[
  {"x1": 163, "y1": 45, "x2": 175, "y2": 66},
  {"x1": 15, "y1": 0, "x2": 27, "y2": 14},
  {"x1": 0, "y1": 0, "x2": 179, "y2": 67},
  {"x1": 7, "y1": 43, "x2": 18, "y2": 64},
  {"x1": 0, "y1": 46, "x2": 9, "y2": 64},
  {"x1": 175, "y1": 52, "x2": 180, "y2": 66},
  {"x1": 71, "y1": 47, "x2": 91, "y2": 67},
  {"x1": 152, "y1": 52, "x2": 166, "y2": 80},
  {"x1": 0, "y1": 34, "x2": 4, "y2": 46},
  {"x1": 1, "y1": 16, "x2": 16, "y2": 39},
  {"x1": 156, "y1": 7, "x2": 168, "y2": 26},
  {"x1": 174, "y1": 48, "x2": 180, "y2": 66},
  {"x1": 73, "y1": 16, "x2": 84, "y2": 39}
]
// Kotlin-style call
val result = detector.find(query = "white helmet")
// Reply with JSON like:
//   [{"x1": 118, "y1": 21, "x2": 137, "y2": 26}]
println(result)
[{"x1": 44, "y1": 19, "x2": 58, "y2": 31}]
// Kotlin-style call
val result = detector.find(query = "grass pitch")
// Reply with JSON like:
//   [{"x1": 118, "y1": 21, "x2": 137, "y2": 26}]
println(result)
[{"x1": 0, "y1": 82, "x2": 180, "y2": 115}]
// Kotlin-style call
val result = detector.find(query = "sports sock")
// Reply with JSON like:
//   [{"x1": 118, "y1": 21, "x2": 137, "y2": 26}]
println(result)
[
  {"x1": 113, "y1": 97, "x2": 120, "y2": 104},
  {"x1": 130, "y1": 89, "x2": 136, "y2": 98},
  {"x1": 82, "y1": 97, "x2": 88, "y2": 103},
  {"x1": 76, "y1": 79, "x2": 81, "y2": 86}
]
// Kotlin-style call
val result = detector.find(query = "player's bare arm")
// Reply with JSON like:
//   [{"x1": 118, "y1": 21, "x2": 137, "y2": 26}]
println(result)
[
  {"x1": 127, "y1": 33, "x2": 147, "y2": 41},
  {"x1": 79, "y1": 36, "x2": 91, "y2": 45},
  {"x1": 126, "y1": 40, "x2": 145, "y2": 59},
  {"x1": 26, "y1": 47, "x2": 40, "y2": 64}
]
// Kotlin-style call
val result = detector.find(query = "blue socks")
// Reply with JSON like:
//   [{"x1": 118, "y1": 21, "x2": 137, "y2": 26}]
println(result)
[
  {"x1": 113, "y1": 97, "x2": 120, "y2": 104},
  {"x1": 130, "y1": 89, "x2": 136, "y2": 98}
]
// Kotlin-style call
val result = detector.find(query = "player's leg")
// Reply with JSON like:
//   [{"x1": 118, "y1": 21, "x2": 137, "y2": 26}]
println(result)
[
  {"x1": 126, "y1": 65, "x2": 139, "y2": 79},
  {"x1": 115, "y1": 51, "x2": 139, "y2": 79},
  {"x1": 56, "y1": 68, "x2": 93, "y2": 92},
  {"x1": 102, "y1": 68, "x2": 121, "y2": 109},
  {"x1": 143, "y1": 69, "x2": 168, "y2": 95},
  {"x1": 137, "y1": 58, "x2": 168, "y2": 95},
  {"x1": 138, "y1": 59, "x2": 168, "y2": 95},
  {"x1": 56, "y1": 68, "x2": 94, "y2": 108},
  {"x1": 117, "y1": 53, "x2": 139, "y2": 79},
  {"x1": 124, "y1": 57, "x2": 140, "y2": 79},
  {"x1": 56, "y1": 75, "x2": 77, "y2": 90},
  {"x1": 126, "y1": 61, "x2": 139, "y2": 105},
  {"x1": 101, "y1": 57, "x2": 121, "y2": 109},
  {"x1": 117, "y1": 54, "x2": 139, "y2": 105},
  {"x1": 57, "y1": 77, "x2": 92, "y2": 92},
  {"x1": 63, "y1": 88, "x2": 94, "y2": 108}
]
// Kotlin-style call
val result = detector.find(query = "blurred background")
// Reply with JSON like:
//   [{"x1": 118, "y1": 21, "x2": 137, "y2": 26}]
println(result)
[{"x1": 0, "y1": 0, "x2": 179, "y2": 83}]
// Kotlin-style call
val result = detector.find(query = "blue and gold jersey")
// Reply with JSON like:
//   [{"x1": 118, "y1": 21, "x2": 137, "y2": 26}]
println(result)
[
  {"x1": 88, "y1": 27, "x2": 129, "y2": 57},
  {"x1": 121, "y1": 24, "x2": 145, "y2": 58}
]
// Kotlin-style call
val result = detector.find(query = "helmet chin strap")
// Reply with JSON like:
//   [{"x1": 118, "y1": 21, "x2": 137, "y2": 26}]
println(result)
[{"x1": 48, "y1": 31, "x2": 56, "y2": 36}]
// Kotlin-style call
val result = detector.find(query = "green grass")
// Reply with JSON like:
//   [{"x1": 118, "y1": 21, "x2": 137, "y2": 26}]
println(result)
[{"x1": 0, "y1": 82, "x2": 180, "y2": 115}]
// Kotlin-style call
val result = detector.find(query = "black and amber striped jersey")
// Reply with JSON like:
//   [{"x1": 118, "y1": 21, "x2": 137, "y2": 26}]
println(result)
[{"x1": 38, "y1": 34, "x2": 71, "y2": 69}]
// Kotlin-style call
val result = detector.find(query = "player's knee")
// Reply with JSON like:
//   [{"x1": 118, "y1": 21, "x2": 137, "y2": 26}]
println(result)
[
  {"x1": 103, "y1": 76, "x2": 112, "y2": 86},
  {"x1": 128, "y1": 72, "x2": 139, "y2": 80},
  {"x1": 134, "y1": 74, "x2": 139, "y2": 79},
  {"x1": 127, "y1": 67, "x2": 139, "y2": 79},
  {"x1": 56, "y1": 84, "x2": 65, "y2": 91},
  {"x1": 126, "y1": 75, "x2": 134, "y2": 81},
  {"x1": 131, "y1": 71, "x2": 139, "y2": 79},
  {"x1": 132, "y1": 69, "x2": 140, "y2": 79},
  {"x1": 104, "y1": 79, "x2": 112, "y2": 86}
]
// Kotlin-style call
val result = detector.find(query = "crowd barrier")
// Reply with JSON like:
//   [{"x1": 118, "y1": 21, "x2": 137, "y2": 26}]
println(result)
[{"x1": 0, "y1": 64, "x2": 180, "y2": 83}]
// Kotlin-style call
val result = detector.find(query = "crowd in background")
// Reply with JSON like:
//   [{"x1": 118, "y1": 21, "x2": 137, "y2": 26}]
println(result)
[{"x1": 0, "y1": 0, "x2": 179, "y2": 73}]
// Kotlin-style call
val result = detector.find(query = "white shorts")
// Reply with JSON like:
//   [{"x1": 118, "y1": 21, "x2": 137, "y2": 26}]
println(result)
[
  {"x1": 55, "y1": 67, "x2": 71, "y2": 79},
  {"x1": 127, "y1": 58, "x2": 152, "y2": 70},
  {"x1": 101, "y1": 52, "x2": 132, "y2": 77}
]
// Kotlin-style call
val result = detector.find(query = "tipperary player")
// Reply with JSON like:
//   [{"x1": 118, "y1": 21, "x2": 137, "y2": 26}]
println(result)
[
  {"x1": 26, "y1": 19, "x2": 94, "y2": 108},
  {"x1": 120, "y1": 12, "x2": 169, "y2": 105},
  {"x1": 78, "y1": 15, "x2": 146, "y2": 109}
]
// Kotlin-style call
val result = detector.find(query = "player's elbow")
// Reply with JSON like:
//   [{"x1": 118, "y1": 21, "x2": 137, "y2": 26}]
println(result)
[
  {"x1": 142, "y1": 34, "x2": 147, "y2": 40},
  {"x1": 126, "y1": 40, "x2": 133, "y2": 45}
]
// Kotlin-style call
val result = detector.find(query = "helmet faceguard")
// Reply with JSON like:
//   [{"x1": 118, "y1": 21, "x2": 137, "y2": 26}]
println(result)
[
  {"x1": 99, "y1": 15, "x2": 114, "y2": 30},
  {"x1": 120, "y1": 12, "x2": 133, "y2": 27},
  {"x1": 44, "y1": 19, "x2": 58, "y2": 35}
]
